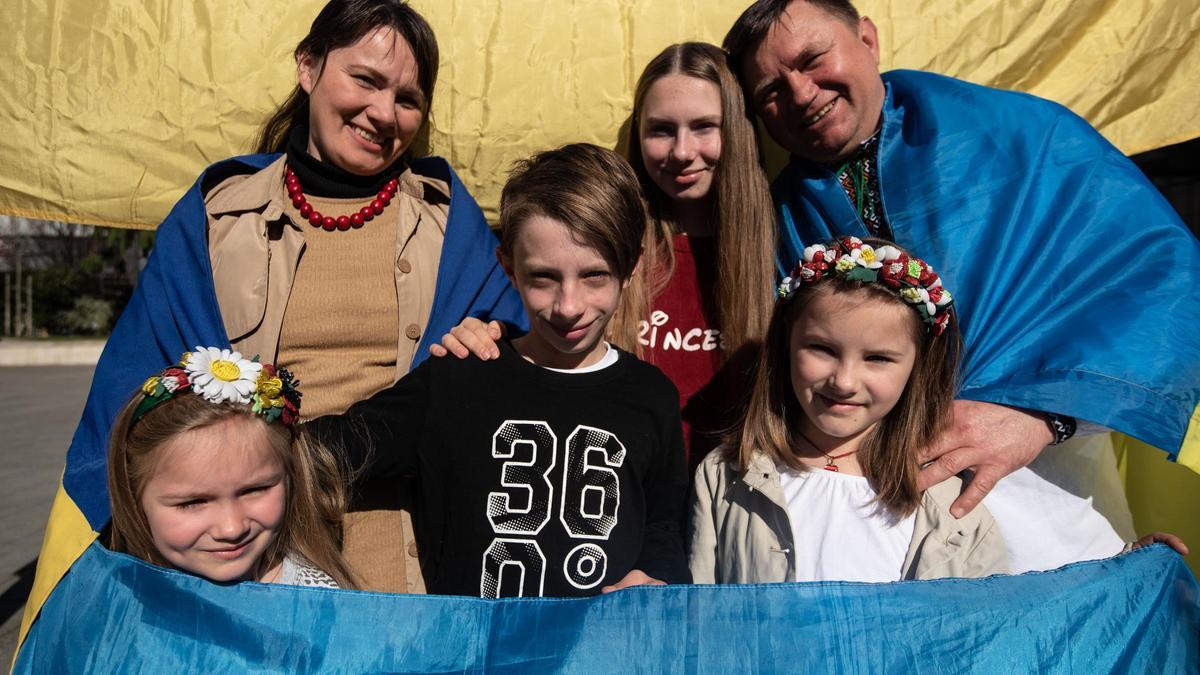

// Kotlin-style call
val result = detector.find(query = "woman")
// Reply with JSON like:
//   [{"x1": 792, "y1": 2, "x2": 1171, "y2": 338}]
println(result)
[
  {"x1": 440, "y1": 42, "x2": 776, "y2": 465},
  {"x1": 76, "y1": 0, "x2": 523, "y2": 594},
  {"x1": 616, "y1": 42, "x2": 777, "y2": 464}
]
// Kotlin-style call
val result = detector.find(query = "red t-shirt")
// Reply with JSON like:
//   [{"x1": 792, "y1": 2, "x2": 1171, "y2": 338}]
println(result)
[{"x1": 642, "y1": 234, "x2": 728, "y2": 470}]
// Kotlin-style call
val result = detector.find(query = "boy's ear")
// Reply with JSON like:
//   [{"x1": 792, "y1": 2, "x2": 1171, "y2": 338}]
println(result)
[{"x1": 496, "y1": 246, "x2": 515, "y2": 279}]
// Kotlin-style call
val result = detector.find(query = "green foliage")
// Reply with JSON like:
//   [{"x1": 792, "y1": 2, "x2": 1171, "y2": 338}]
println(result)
[
  {"x1": 31, "y1": 267, "x2": 85, "y2": 334},
  {"x1": 60, "y1": 296, "x2": 113, "y2": 335}
]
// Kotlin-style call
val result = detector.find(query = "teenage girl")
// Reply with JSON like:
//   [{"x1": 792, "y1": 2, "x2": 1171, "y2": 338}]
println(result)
[
  {"x1": 690, "y1": 237, "x2": 1186, "y2": 583},
  {"x1": 107, "y1": 347, "x2": 356, "y2": 588},
  {"x1": 435, "y1": 42, "x2": 777, "y2": 465}
]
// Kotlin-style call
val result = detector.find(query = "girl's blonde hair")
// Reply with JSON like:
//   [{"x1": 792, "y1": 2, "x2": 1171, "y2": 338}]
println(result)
[
  {"x1": 725, "y1": 239, "x2": 962, "y2": 516},
  {"x1": 611, "y1": 41, "x2": 777, "y2": 357},
  {"x1": 107, "y1": 392, "x2": 358, "y2": 588}
]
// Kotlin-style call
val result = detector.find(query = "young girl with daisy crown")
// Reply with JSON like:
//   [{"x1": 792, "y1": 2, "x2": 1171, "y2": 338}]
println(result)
[
  {"x1": 689, "y1": 237, "x2": 1009, "y2": 583},
  {"x1": 106, "y1": 346, "x2": 356, "y2": 589}
]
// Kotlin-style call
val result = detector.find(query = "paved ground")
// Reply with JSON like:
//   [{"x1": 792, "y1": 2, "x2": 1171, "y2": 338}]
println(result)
[{"x1": 0, "y1": 366, "x2": 95, "y2": 667}]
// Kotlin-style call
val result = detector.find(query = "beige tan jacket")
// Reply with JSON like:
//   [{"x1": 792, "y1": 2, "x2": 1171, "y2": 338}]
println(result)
[
  {"x1": 202, "y1": 155, "x2": 451, "y2": 594},
  {"x1": 203, "y1": 154, "x2": 449, "y2": 370},
  {"x1": 689, "y1": 449, "x2": 1009, "y2": 584}
]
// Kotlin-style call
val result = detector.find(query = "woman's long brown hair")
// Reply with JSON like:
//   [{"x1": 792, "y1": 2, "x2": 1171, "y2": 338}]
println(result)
[{"x1": 611, "y1": 42, "x2": 776, "y2": 357}]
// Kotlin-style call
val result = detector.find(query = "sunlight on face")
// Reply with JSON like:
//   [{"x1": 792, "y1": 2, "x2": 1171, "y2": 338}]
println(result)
[
  {"x1": 789, "y1": 291, "x2": 918, "y2": 447},
  {"x1": 139, "y1": 415, "x2": 286, "y2": 583},
  {"x1": 298, "y1": 26, "x2": 426, "y2": 175},
  {"x1": 638, "y1": 74, "x2": 723, "y2": 205},
  {"x1": 501, "y1": 215, "x2": 628, "y2": 370},
  {"x1": 743, "y1": 1, "x2": 885, "y2": 163}
]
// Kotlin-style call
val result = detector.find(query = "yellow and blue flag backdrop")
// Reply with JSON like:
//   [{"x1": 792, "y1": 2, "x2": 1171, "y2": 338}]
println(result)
[
  {"x1": 6, "y1": 0, "x2": 1200, "y2": 669},
  {"x1": 1, "y1": 0, "x2": 1199, "y2": 227}
]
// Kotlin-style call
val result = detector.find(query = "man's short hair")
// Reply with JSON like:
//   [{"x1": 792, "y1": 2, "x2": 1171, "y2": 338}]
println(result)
[{"x1": 723, "y1": 0, "x2": 860, "y2": 71}]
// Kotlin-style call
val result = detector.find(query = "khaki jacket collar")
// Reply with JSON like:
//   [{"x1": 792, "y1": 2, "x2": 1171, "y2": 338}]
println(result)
[
  {"x1": 206, "y1": 155, "x2": 292, "y2": 226},
  {"x1": 741, "y1": 453, "x2": 789, "y2": 512}
]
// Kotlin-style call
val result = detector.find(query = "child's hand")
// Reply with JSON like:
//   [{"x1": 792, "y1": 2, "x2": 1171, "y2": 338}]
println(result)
[
  {"x1": 1130, "y1": 532, "x2": 1189, "y2": 555},
  {"x1": 600, "y1": 569, "x2": 666, "y2": 593},
  {"x1": 428, "y1": 317, "x2": 503, "y2": 360}
]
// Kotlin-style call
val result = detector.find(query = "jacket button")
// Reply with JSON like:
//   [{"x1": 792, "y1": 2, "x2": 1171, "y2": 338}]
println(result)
[
  {"x1": 408, "y1": 541, "x2": 419, "y2": 558},
  {"x1": 405, "y1": 323, "x2": 422, "y2": 340},
  {"x1": 397, "y1": 259, "x2": 412, "y2": 274}
]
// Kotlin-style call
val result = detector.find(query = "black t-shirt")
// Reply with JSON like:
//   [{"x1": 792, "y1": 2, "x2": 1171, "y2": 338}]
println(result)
[{"x1": 318, "y1": 341, "x2": 690, "y2": 598}]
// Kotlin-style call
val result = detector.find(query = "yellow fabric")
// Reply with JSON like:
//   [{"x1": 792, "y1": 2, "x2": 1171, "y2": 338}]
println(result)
[
  {"x1": 1180, "y1": 401, "x2": 1200, "y2": 474},
  {"x1": 1, "y1": 1, "x2": 1197, "y2": 229},
  {"x1": 14, "y1": 482, "x2": 99, "y2": 664},
  {"x1": 1115, "y1": 434, "x2": 1200, "y2": 576}
]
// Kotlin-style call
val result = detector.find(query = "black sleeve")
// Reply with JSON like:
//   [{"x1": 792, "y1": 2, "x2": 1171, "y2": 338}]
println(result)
[
  {"x1": 634, "y1": 389, "x2": 692, "y2": 585},
  {"x1": 306, "y1": 359, "x2": 432, "y2": 484}
]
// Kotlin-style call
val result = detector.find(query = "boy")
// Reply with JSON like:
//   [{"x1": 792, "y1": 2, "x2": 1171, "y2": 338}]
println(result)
[{"x1": 317, "y1": 144, "x2": 689, "y2": 597}]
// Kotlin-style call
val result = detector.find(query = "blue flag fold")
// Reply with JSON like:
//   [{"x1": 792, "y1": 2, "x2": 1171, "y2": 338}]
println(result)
[
  {"x1": 15, "y1": 543, "x2": 1198, "y2": 673},
  {"x1": 774, "y1": 70, "x2": 1200, "y2": 456}
]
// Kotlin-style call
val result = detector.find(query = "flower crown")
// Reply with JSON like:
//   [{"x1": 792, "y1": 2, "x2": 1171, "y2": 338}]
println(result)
[
  {"x1": 133, "y1": 347, "x2": 302, "y2": 426},
  {"x1": 777, "y1": 237, "x2": 955, "y2": 335}
]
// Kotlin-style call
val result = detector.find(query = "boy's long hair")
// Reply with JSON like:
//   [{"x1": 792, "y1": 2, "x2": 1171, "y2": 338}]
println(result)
[
  {"x1": 107, "y1": 394, "x2": 358, "y2": 588},
  {"x1": 498, "y1": 143, "x2": 648, "y2": 301},
  {"x1": 614, "y1": 42, "x2": 776, "y2": 357},
  {"x1": 724, "y1": 238, "x2": 962, "y2": 516}
]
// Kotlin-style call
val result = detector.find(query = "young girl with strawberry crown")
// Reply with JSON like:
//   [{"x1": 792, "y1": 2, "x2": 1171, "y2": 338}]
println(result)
[
  {"x1": 690, "y1": 237, "x2": 1002, "y2": 582},
  {"x1": 690, "y1": 237, "x2": 1188, "y2": 583},
  {"x1": 106, "y1": 347, "x2": 356, "y2": 589}
]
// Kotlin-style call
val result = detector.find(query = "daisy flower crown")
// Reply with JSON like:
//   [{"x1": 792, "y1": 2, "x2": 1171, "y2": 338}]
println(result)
[
  {"x1": 777, "y1": 236, "x2": 955, "y2": 336},
  {"x1": 132, "y1": 346, "x2": 302, "y2": 427}
]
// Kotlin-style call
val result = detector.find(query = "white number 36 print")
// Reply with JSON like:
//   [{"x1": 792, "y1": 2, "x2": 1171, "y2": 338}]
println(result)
[{"x1": 481, "y1": 421, "x2": 626, "y2": 597}]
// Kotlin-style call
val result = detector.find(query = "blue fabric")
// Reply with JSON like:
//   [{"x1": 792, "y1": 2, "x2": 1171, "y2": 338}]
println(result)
[
  {"x1": 15, "y1": 542, "x2": 1198, "y2": 672},
  {"x1": 774, "y1": 70, "x2": 1200, "y2": 456},
  {"x1": 61, "y1": 154, "x2": 525, "y2": 532}
]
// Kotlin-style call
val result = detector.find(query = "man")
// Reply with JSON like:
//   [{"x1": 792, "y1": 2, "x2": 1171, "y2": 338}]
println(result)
[{"x1": 724, "y1": 0, "x2": 1200, "y2": 570}]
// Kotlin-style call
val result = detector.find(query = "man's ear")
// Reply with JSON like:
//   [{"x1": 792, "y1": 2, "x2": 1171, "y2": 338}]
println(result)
[
  {"x1": 858, "y1": 16, "x2": 881, "y2": 65},
  {"x1": 297, "y1": 51, "x2": 321, "y2": 95},
  {"x1": 496, "y1": 246, "x2": 515, "y2": 279}
]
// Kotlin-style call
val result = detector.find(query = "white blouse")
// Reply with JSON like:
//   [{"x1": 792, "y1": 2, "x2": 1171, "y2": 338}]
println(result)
[{"x1": 778, "y1": 466, "x2": 916, "y2": 583}]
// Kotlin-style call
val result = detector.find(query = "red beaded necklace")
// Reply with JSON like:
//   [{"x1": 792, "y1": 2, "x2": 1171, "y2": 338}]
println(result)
[
  {"x1": 796, "y1": 428, "x2": 858, "y2": 472},
  {"x1": 285, "y1": 164, "x2": 400, "y2": 232}
]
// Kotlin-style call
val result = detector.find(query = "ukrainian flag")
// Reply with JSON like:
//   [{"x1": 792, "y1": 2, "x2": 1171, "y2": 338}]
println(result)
[{"x1": 6, "y1": 1, "x2": 1200, "y2": 670}]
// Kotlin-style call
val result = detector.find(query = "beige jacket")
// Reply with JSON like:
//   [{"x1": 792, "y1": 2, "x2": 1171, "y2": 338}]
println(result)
[
  {"x1": 202, "y1": 155, "x2": 450, "y2": 594},
  {"x1": 203, "y1": 154, "x2": 449, "y2": 370},
  {"x1": 689, "y1": 450, "x2": 1009, "y2": 583}
]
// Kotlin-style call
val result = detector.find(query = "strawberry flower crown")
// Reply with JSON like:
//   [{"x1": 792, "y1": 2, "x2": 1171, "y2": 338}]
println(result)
[
  {"x1": 132, "y1": 346, "x2": 303, "y2": 427},
  {"x1": 777, "y1": 237, "x2": 955, "y2": 336}
]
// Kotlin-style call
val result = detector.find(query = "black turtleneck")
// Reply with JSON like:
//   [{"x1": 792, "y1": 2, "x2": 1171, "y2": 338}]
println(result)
[{"x1": 285, "y1": 125, "x2": 405, "y2": 199}]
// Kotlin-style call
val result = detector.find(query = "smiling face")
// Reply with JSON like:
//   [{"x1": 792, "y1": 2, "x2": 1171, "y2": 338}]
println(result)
[
  {"x1": 742, "y1": 0, "x2": 885, "y2": 164},
  {"x1": 298, "y1": 26, "x2": 425, "y2": 176},
  {"x1": 500, "y1": 214, "x2": 629, "y2": 370},
  {"x1": 638, "y1": 74, "x2": 723, "y2": 205},
  {"x1": 139, "y1": 415, "x2": 286, "y2": 583},
  {"x1": 789, "y1": 289, "x2": 918, "y2": 448}
]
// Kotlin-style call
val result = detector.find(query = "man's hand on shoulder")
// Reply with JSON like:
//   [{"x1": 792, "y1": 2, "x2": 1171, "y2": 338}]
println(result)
[{"x1": 918, "y1": 400, "x2": 1054, "y2": 518}]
